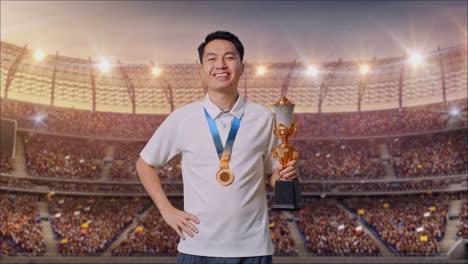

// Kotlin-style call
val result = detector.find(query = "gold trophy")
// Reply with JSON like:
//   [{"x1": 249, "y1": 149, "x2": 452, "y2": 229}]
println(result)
[{"x1": 271, "y1": 96, "x2": 305, "y2": 211}]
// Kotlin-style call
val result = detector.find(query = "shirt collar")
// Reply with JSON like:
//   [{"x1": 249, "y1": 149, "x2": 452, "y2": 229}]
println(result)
[{"x1": 204, "y1": 93, "x2": 245, "y2": 120}]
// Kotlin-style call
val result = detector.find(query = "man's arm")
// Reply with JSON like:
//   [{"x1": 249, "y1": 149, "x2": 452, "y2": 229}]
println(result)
[{"x1": 136, "y1": 157, "x2": 199, "y2": 239}]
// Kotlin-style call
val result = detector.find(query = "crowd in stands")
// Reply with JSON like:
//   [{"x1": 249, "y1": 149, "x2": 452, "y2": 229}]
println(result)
[
  {"x1": 333, "y1": 180, "x2": 451, "y2": 193},
  {"x1": 49, "y1": 196, "x2": 151, "y2": 255},
  {"x1": 296, "y1": 99, "x2": 466, "y2": 138},
  {"x1": 48, "y1": 181, "x2": 183, "y2": 194},
  {"x1": 47, "y1": 182, "x2": 147, "y2": 194},
  {"x1": 0, "y1": 99, "x2": 166, "y2": 139},
  {"x1": 0, "y1": 238, "x2": 18, "y2": 256},
  {"x1": 296, "y1": 178, "x2": 460, "y2": 194},
  {"x1": 110, "y1": 142, "x2": 145, "y2": 182},
  {"x1": 110, "y1": 161, "x2": 139, "y2": 182},
  {"x1": 269, "y1": 180, "x2": 452, "y2": 196},
  {"x1": 0, "y1": 155, "x2": 14, "y2": 174},
  {"x1": 156, "y1": 155, "x2": 183, "y2": 180},
  {"x1": 110, "y1": 142, "x2": 182, "y2": 182},
  {"x1": 1, "y1": 98, "x2": 465, "y2": 140},
  {"x1": 3, "y1": 97, "x2": 466, "y2": 185},
  {"x1": 456, "y1": 196, "x2": 468, "y2": 240},
  {"x1": 268, "y1": 208, "x2": 299, "y2": 256},
  {"x1": 0, "y1": 174, "x2": 185, "y2": 194},
  {"x1": 17, "y1": 129, "x2": 466, "y2": 184},
  {"x1": 343, "y1": 195, "x2": 449, "y2": 256},
  {"x1": 295, "y1": 198, "x2": 380, "y2": 256},
  {"x1": 0, "y1": 191, "x2": 463, "y2": 257},
  {"x1": 0, "y1": 177, "x2": 33, "y2": 189},
  {"x1": 112, "y1": 198, "x2": 299, "y2": 257},
  {"x1": 388, "y1": 131, "x2": 468, "y2": 178},
  {"x1": 0, "y1": 193, "x2": 46, "y2": 256},
  {"x1": 0, "y1": 96, "x2": 465, "y2": 257},
  {"x1": 299, "y1": 183, "x2": 333, "y2": 193},
  {"x1": 297, "y1": 140, "x2": 385, "y2": 180},
  {"x1": 1, "y1": 173, "x2": 460, "y2": 196},
  {"x1": 111, "y1": 199, "x2": 183, "y2": 256},
  {"x1": 23, "y1": 134, "x2": 107, "y2": 179}
]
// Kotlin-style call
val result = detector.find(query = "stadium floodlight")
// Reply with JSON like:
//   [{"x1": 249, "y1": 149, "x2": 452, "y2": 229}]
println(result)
[
  {"x1": 307, "y1": 65, "x2": 318, "y2": 77},
  {"x1": 449, "y1": 107, "x2": 460, "y2": 117},
  {"x1": 359, "y1": 64, "x2": 370, "y2": 75},
  {"x1": 151, "y1": 67, "x2": 161, "y2": 76},
  {"x1": 409, "y1": 53, "x2": 424, "y2": 66},
  {"x1": 256, "y1": 66, "x2": 266, "y2": 76},
  {"x1": 34, "y1": 114, "x2": 45, "y2": 123},
  {"x1": 34, "y1": 50, "x2": 45, "y2": 61},
  {"x1": 99, "y1": 61, "x2": 111, "y2": 73}
]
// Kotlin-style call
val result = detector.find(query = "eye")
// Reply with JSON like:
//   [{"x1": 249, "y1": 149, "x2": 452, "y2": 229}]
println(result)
[
  {"x1": 225, "y1": 56, "x2": 235, "y2": 61},
  {"x1": 207, "y1": 57, "x2": 216, "y2": 62}
]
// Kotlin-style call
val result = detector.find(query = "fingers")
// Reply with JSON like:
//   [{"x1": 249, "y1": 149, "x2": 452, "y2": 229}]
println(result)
[
  {"x1": 179, "y1": 213, "x2": 199, "y2": 238},
  {"x1": 171, "y1": 224, "x2": 186, "y2": 240},
  {"x1": 186, "y1": 212, "x2": 200, "y2": 225},
  {"x1": 275, "y1": 160, "x2": 296, "y2": 170},
  {"x1": 279, "y1": 160, "x2": 297, "y2": 180},
  {"x1": 180, "y1": 222, "x2": 195, "y2": 237},
  {"x1": 281, "y1": 169, "x2": 297, "y2": 180},
  {"x1": 168, "y1": 211, "x2": 200, "y2": 240},
  {"x1": 184, "y1": 213, "x2": 200, "y2": 233},
  {"x1": 274, "y1": 162, "x2": 282, "y2": 171}
]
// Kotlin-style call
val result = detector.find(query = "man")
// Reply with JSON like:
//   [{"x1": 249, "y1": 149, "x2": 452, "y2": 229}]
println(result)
[{"x1": 137, "y1": 30, "x2": 297, "y2": 264}]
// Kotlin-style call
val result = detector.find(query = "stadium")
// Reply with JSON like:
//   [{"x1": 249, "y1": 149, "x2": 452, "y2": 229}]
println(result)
[{"x1": 1, "y1": 2, "x2": 467, "y2": 264}]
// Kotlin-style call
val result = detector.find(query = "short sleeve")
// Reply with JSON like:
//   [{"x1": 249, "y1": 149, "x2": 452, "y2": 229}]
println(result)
[
  {"x1": 263, "y1": 113, "x2": 279, "y2": 174},
  {"x1": 140, "y1": 113, "x2": 181, "y2": 167}
]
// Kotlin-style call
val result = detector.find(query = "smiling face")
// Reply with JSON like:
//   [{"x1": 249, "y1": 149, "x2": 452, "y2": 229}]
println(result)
[{"x1": 201, "y1": 39, "x2": 244, "y2": 94}]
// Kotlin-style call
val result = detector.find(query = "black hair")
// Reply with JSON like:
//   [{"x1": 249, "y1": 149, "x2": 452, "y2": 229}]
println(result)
[{"x1": 198, "y1": 30, "x2": 244, "y2": 64}]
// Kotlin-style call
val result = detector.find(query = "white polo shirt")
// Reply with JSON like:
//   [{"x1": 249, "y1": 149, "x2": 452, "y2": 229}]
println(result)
[{"x1": 140, "y1": 94, "x2": 277, "y2": 257}]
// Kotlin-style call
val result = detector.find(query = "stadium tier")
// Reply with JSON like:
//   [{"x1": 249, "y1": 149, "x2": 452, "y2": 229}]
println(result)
[
  {"x1": 2, "y1": 192, "x2": 466, "y2": 259},
  {"x1": 1, "y1": 41, "x2": 466, "y2": 114}
]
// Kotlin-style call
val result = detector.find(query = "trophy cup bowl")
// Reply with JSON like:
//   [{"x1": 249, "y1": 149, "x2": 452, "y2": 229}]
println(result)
[{"x1": 271, "y1": 96, "x2": 305, "y2": 211}]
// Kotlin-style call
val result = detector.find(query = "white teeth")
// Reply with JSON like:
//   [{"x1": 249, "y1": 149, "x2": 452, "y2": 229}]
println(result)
[{"x1": 214, "y1": 73, "x2": 229, "y2": 77}]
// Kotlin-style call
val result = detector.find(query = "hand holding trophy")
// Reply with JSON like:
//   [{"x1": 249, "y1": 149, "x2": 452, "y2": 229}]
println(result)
[{"x1": 271, "y1": 96, "x2": 305, "y2": 211}]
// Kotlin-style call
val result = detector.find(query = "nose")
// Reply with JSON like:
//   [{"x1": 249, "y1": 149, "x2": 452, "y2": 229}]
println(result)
[{"x1": 215, "y1": 58, "x2": 227, "y2": 69}]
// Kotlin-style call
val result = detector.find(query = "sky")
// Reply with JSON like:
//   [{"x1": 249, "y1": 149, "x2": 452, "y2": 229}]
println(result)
[{"x1": 1, "y1": 1, "x2": 467, "y2": 65}]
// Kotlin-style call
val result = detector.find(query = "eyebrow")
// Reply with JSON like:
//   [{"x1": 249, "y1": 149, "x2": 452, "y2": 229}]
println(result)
[{"x1": 204, "y1": 52, "x2": 237, "y2": 57}]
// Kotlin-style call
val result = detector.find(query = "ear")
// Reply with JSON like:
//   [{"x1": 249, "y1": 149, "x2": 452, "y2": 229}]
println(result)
[{"x1": 241, "y1": 63, "x2": 244, "y2": 75}]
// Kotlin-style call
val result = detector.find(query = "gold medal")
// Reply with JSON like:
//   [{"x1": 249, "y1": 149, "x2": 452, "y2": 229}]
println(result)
[
  {"x1": 216, "y1": 168, "x2": 234, "y2": 186},
  {"x1": 204, "y1": 107, "x2": 241, "y2": 187}
]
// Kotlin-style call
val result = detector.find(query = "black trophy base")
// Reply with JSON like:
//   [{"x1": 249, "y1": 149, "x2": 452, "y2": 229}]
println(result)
[{"x1": 272, "y1": 178, "x2": 305, "y2": 211}]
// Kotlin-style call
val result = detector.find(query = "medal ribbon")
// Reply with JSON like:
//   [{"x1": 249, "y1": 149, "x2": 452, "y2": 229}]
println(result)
[{"x1": 204, "y1": 108, "x2": 241, "y2": 169}]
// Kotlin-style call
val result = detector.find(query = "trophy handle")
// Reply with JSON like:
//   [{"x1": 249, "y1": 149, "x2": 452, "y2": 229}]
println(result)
[
  {"x1": 293, "y1": 149, "x2": 299, "y2": 161},
  {"x1": 271, "y1": 147, "x2": 279, "y2": 160},
  {"x1": 290, "y1": 116, "x2": 298, "y2": 138},
  {"x1": 272, "y1": 113, "x2": 278, "y2": 137}
]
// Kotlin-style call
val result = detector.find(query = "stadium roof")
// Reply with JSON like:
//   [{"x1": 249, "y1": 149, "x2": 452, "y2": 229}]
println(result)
[{"x1": 1, "y1": 41, "x2": 466, "y2": 114}]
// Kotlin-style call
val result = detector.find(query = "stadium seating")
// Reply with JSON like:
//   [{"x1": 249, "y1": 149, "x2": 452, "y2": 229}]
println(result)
[
  {"x1": 111, "y1": 198, "x2": 183, "y2": 256},
  {"x1": 49, "y1": 196, "x2": 151, "y2": 255},
  {"x1": 0, "y1": 193, "x2": 46, "y2": 256},
  {"x1": 295, "y1": 198, "x2": 381, "y2": 256},
  {"x1": 23, "y1": 134, "x2": 107, "y2": 179},
  {"x1": 388, "y1": 130, "x2": 467, "y2": 178},
  {"x1": 0, "y1": 155, "x2": 14, "y2": 173},
  {"x1": 456, "y1": 197, "x2": 468, "y2": 240},
  {"x1": 342, "y1": 195, "x2": 449, "y2": 256}
]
